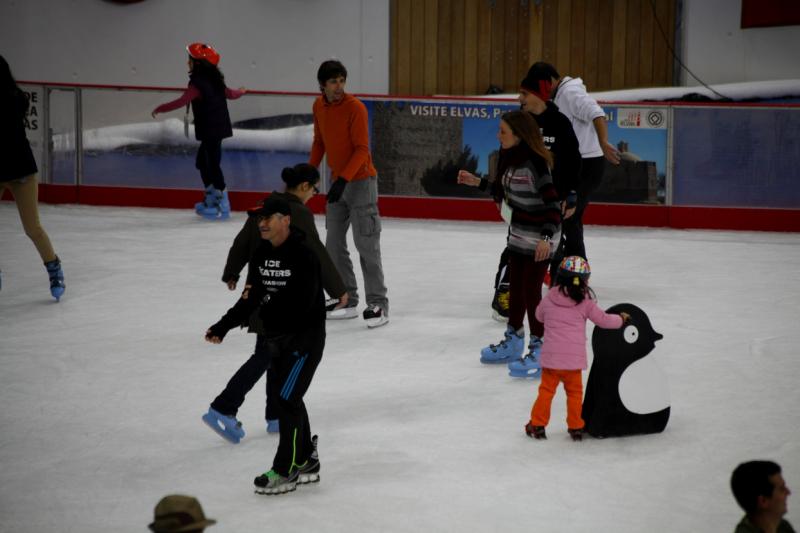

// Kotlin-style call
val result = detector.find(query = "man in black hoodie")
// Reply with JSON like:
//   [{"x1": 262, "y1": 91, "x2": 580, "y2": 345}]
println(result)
[{"x1": 205, "y1": 197, "x2": 325, "y2": 495}]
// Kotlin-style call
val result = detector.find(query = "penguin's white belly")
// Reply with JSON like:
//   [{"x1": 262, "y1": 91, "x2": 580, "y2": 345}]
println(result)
[{"x1": 619, "y1": 355, "x2": 670, "y2": 414}]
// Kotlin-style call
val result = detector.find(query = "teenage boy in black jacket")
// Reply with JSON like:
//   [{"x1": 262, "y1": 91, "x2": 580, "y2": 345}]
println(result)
[{"x1": 205, "y1": 197, "x2": 325, "y2": 495}]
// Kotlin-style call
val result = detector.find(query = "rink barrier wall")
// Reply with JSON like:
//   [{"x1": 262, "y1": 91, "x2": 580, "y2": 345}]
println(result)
[
  {"x1": 6, "y1": 81, "x2": 800, "y2": 232},
  {"x1": 4, "y1": 184, "x2": 799, "y2": 232}
]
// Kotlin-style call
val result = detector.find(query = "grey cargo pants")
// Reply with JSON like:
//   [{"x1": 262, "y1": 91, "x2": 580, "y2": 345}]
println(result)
[{"x1": 325, "y1": 176, "x2": 389, "y2": 314}]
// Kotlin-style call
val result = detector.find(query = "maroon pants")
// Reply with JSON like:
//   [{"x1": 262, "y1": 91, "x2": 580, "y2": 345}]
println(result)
[{"x1": 507, "y1": 250, "x2": 548, "y2": 337}]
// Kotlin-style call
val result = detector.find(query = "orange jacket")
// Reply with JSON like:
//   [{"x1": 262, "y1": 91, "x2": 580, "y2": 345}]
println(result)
[{"x1": 309, "y1": 93, "x2": 377, "y2": 181}]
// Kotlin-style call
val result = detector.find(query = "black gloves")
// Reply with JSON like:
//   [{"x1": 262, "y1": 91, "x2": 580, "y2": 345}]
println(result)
[
  {"x1": 327, "y1": 178, "x2": 347, "y2": 204},
  {"x1": 206, "y1": 321, "x2": 229, "y2": 342},
  {"x1": 566, "y1": 190, "x2": 578, "y2": 209}
]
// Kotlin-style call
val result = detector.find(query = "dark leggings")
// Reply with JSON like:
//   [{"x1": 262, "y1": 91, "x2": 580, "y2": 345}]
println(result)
[
  {"x1": 507, "y1": 250, "x2": 548, "y2": 337},
  {"x1": 196, "y1": 138, "x2": 225, "y2": 191}
]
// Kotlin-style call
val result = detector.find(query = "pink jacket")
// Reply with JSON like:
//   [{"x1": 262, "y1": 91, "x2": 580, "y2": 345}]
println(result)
[{"x1": 535, "y1": 288, "x2": 624, "y2": 370}]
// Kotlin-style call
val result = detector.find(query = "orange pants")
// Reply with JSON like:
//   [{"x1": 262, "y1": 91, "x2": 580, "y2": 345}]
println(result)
[{"x1": 530, "y1": 368, "x2": 584, "y2": 430}]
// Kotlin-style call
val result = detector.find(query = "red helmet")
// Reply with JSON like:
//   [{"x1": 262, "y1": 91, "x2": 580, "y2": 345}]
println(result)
[{"x1": 186, "y1": 43, "x2": 220, "y2": 66}]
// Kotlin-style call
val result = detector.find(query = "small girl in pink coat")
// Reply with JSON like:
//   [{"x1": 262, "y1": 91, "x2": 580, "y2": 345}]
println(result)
[{"x1": 525, "y1": 256, "x2": 629, "y2": 441}]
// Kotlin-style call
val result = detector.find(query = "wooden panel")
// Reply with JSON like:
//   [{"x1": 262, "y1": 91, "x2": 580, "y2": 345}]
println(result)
[
  {"x1": 409, "y1": 0, "x2": 426, "y2": 93},
  {"x1": 463, "y1": 0, "x2": 479, "y2": 94},
  {"x1": 477, "y1": 0, "x2": 492, "y2": 93},
  {"x1": 639, "y1": 0, "x2": 655, "y2": 86},
  {"x1": 596, "y1": 0, "x2": 614, "y2": 90},
  {"x1": 665, "y1": 0, "x2": 676, "y2": 84},
  {"x1": 583, "y1": 0, "x2": 600, "y2": 90},
  {"x1": 624, "y1": 0, "x2": 641, "y2": 87},
  {"x1": 437, "y1": 0, "x2": 452, "y2": 94},
  {"x1": 490, "y1": 0, "x2": 505, "y2": 89},
  {"x1": 610, "y1": 0, "x2": 627, "y2": 89},
  {"x1": 570, "y1": 0, "x2": 586, "y2": 84},
  {"x1": 388, "y1": 0, "x2": 679, "y2": 95},
  {"x1": 541, "y1": 0, "x2": 558, "y2": 64},
  {"x1": 423, "y1": 0, "x2": 438, "y2": 95},
  {"x1": 396, "y1": 0, "x2": 412, "y2": 94},
  {"x1": 556, "y1": 0, "x2": 572, "y2": 74},
  {"x1": 516, "y1": 0, "x2": 530, "y2": 87},
  {"x1": 529, "y1": 0, "x2": 544, "y2": 68},
  {"x1": 450, "y1": 0, "x2": 465, "y2": 94},
  {"x1": 503, "y1": 0, "x2": 520, "y2": 90}
]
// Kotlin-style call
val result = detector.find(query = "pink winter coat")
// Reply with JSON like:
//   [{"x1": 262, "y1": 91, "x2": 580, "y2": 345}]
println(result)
[{"x1": 535, "y1": 288, "x2": 624, "y2": 370}]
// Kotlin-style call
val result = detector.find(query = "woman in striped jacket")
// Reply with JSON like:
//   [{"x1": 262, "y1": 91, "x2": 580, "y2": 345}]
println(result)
[{"x1": 458, "y1": 110, "x2": 561, "y2": 365}]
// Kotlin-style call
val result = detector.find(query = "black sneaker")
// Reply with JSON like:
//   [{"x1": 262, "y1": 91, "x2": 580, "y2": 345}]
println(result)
[
  {"x1": 296, "y1": 435, "x2": 320, "y2": 484},
  {"x1": 362, "y1": 305, "x2": 389, "y2": 329}
]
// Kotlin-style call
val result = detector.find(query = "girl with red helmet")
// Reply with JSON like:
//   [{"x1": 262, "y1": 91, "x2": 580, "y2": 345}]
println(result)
[{"x1": 152, "y1": 43, "x2": 246, "y2": 220}]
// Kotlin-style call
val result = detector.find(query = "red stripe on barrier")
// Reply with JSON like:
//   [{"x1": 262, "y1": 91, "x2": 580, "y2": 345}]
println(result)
[{"x1": 3, "y1": 184, "x2": 799, "y2": 232}]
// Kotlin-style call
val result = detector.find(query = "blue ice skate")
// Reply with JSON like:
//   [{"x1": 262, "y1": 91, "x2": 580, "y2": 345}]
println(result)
[
  {"x1": 44, "y1": 257, "x2": 65, "y2": 302},
  {"x1": 200, "y1": 189, "x2": 230, "y2": 220},
  {"x1": 194, "y1": 185, "x2": 216, "y2": 215},
  {"x1": 266, "y1": 419, "x2": 279, "y2": 434},
  {"x1": 480, "y1": 325, "x2": 524, "y2": 364},
  {"x1": 508, "y1": 336, "x2": 543, "y2": 378},
  {"x1": 202, "y1": 407, "x2": 245, "y2": 444}
]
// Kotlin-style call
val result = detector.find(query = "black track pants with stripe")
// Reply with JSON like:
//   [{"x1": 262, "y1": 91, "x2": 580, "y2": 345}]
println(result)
[{"x1": 270, "y1": 328, "x2": 324, "y2": 477}]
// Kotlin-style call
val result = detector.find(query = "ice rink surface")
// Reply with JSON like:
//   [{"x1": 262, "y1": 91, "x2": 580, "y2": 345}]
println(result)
[{"x1": 1, "y1": 203, "x2": 799, "y2": 532}]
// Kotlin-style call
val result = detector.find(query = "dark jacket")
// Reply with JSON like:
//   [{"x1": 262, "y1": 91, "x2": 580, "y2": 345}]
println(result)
[
  {"x1": 222, "y1": 191, "x2": 346, "y2": 302},
  {"x1": 189, "y1": 74, "x2": 233, "y2": 141},
  {"x1": 0, "y1": 88, "x2": 37, "y2": 182},
  {"x1": 209, "y1": 228, "x2": 325, "y2": 346},
  {"x1": 532, "y1": 101, "x2": 582, "y2": 199}
]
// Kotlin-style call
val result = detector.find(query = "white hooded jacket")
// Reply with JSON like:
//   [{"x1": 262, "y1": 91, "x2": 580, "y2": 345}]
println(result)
[{"x1": 552, "y1": 77, "x2": 606, "y2": 159}]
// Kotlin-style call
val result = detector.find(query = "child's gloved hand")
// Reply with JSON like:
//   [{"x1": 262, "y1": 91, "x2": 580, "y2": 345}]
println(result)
[{"x1": 620, "y1": 312, "x2": 631, "y2": 324}]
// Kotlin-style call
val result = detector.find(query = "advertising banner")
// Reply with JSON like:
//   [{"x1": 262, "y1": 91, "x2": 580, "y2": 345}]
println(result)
[{"x1": 365, "y1": 98, "x2": 669, "y2": 204}]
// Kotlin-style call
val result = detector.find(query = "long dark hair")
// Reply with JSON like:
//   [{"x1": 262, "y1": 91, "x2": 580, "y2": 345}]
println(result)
[
  {"x1": 189, "y1": 58, "x2": 225, "y2": 90},
  {"x1": 492, "y1": 111, "x2": 554, "y2": 201},
  {"x1": 0, "y1": 55, "x2": 29, "y2": 116}
]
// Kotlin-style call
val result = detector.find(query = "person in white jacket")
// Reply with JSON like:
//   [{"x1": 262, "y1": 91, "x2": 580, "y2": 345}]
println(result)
[{"x1": 521, "y1": 62, "x2": 620, "y2": 264}]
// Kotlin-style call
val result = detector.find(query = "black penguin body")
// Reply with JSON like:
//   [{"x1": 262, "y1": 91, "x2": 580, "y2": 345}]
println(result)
[{"x1": 582, "y1": 303, "x2": 669, "y2": 438}]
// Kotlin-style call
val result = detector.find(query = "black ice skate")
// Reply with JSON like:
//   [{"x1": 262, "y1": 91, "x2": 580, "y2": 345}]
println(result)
[
  {"x1": 296, "y1": 434, "x2": 320, "y2": 484},
  {"x1": 525, "y1": 422, "x2": 547, "y2": 440},
  {"x1": 254, "y1": 469, "x2": 298, "y2": 495},
  {"x1": 568, "y1": 428, "x2": 584, "y2": 441}
]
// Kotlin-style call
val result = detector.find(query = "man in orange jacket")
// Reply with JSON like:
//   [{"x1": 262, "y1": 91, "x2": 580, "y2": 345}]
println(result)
[{"x1": 309, "y1": 60, "x2": 389, "y2": 329}]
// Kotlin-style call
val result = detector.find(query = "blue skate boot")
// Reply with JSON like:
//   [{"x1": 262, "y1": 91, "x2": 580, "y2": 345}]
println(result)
[
  {"x1": 480, "y1": 325, "x2": 524, "y2": 364},
  {"x1": 44, "y1": 257, "x2": 65, "y2": 302},
  {"x1": 266, "y1": 419, "x2": 279, "y2": 434},
  {"x1": 194, "y1": 185, "x2": 216, "y2": 215},
  {"x1": 508, "y1": 336, "x2": 543, "y2": 378},
  {"x1": 201, "y1": 189, "x2": 230, "y2": 220},
  {"x1": 202, "y1": 407, "x2": 245, "y2": 444}
]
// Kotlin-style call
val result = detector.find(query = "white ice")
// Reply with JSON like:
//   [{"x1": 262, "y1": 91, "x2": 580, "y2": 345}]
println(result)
[{"x1": 1, "y1": 203, "x2": 799, "y2": 533}]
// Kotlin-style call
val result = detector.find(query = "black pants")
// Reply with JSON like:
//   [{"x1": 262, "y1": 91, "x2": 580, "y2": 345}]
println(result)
[
  {"x1": 210, "y1": 335, "x2": 278, "y2": 421},
  {"x1": 558, "y1": 156, "x2": 605, "y2": 261},
  {"x1": 270, "y1": 326, "x2": 325, "y2": 477},
  {"x1": 195, "y1": 138, "x2": 225, "y2": 191}
]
